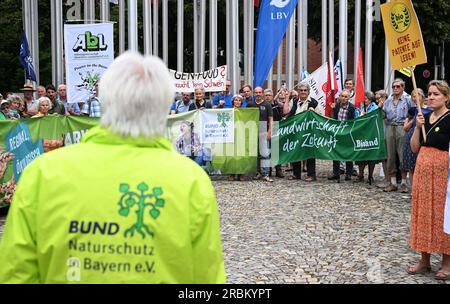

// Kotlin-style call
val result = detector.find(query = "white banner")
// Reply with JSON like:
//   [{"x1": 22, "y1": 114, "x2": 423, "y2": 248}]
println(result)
[
  {"x1": 199, "y1": 109, "x2": 234, "y2": 144},
  {"x1": 64, "y1": 23, "x2": 114, "y2": 104},
  {"x1": 170, "y1": 66, "x2": 227, "y2": 93},
  {"x1": 301, "y1": 64, "x2": 328, "y2": 115}
]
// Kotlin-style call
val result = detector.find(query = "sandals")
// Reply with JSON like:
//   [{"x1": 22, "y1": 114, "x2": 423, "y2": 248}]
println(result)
[
  {"x1": 406, "y1": 264, "x2": 431, "y2": 275},
  {"x1": 288, "y1": 175, "x2": 301, "y2": 180},
  {"x1": 304, "y1": 176, "x2": 316, "y2": 182},
  {"x1": 435, "y1": 269, "x2": 450, "y2": 280},
  {"x1": 228, "y1": 176, "x2": 236, "y2": 181}
]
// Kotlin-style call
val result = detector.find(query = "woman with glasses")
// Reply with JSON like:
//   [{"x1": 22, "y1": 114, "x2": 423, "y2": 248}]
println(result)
[{"x1": 408, "y1": 80, "x2": 450, "y2": 280}]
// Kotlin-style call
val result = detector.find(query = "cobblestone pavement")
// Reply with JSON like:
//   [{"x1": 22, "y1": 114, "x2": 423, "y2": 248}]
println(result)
[{"x1": 0, "y1": 161, "x2": 449, "y2": 284}]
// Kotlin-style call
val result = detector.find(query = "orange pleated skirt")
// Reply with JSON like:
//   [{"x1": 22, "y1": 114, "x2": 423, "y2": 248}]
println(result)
[{"x1": 410, "y1": 146, "x2": 450, "y2": 255}]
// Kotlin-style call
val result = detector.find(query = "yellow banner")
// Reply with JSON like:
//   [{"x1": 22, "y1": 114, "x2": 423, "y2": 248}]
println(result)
[{"x1": 381, "y1": 0, "x2": 427, "y2": 70}]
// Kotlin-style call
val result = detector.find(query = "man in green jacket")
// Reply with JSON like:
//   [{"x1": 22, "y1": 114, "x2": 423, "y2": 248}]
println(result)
[{"x1": 0, "y1": 52, "x2": 226, "y2": 284}]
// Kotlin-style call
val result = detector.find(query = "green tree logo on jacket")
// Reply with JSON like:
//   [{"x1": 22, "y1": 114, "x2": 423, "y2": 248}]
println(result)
[{"x1": 117, "y1": 182, "x2": 165, "y2": 238}]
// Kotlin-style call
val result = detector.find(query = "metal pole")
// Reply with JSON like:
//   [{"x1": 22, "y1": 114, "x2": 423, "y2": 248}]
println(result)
[
  {"x1": 364, "y1": 0, "x2": 373, "y2": 91},
  {"x1": 277, "y1": 46, "x2": 282, "y2": 89},
  {"x1": 297, "y1": 2, "x2": 302, "y2": 83},
  {"x1": 339, "y1": 0, "x2": 347, "y2": 79},
  {"x1": 226, "y1": 0, "x2": 231, "y2": 79},
  {"x1": 268, "y1": 66, "x2": 273, "y2": 89},
  {"x1": 153, "y1": 0, "x2": 159, "y2": 56},
  {"x1": 51, "y1": 0, "x2": 57, "y2": 85},
  {"x1": 162, "y1": 0, "x2": 168, "y2": 64},
  {"x1": 128, "y1": 0, "x2": 138, "y2": 51},
  {"x1": 230, "y1": 0, "x2": 240, "y2": 93},
  {"x1": 119, "y1": 0, "x2": 126, "y2": 54},
  {"x1": 322, "y1": 0, "x2": 327, "y2": 64},
  {"x1": 354, "y1": 0, "x2": 361, "y2": 80},
  {"x1": 84, "y1": 0, "x2": 95, "y2": 23},
  {"x1": 209, "y1": 0, "x2": 217, "y2": 70},
  {"x1": 55, "y1": 1, "x2": 64, "y2": 85},
  {"x1": 100, "y1": 0, "x2": 110, "y2": 21},
  {"x1": 384, "y1": 0, "x2": 393, "y2": 94},
  {"x1": 302, "y1": 0, "x2": 308, "y2": 73},
  {"x1": 328, "y1": 0, "x2": 334, "y2": 61},
  {"x1": 249, "y1": 1, "x2": 254, "y2": 87},
  {"x1": 286, "y1": 14, "x2": 295, "y2": 89},
  {"x1": 244, "y1": 0, "x2": 249, "y2": 84},
  {"x1": 194, "y1": 0, "x2": 198, "y2": 72},
  {"x1": 144, "y1": 0, "x2": 153, "y2": 55},
  {"x1": 178, "y1": 0, "x2": 184, "y2": 71},
  {"x1": 200, "y1": 0, "x2": 206, "y2": 72}
]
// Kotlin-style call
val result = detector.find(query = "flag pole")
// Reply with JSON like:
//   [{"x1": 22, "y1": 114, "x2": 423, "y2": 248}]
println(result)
[{"x1": 410, "y1": 68, "x2": 426, "y2": 142}]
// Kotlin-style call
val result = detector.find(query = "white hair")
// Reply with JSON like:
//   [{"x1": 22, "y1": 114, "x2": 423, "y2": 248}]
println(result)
[
  {"x1": 38, "y1": 97, "x2": 52, "y2": 109},
  {"x1": 99, "y1": 51, "x2": 174, "y2": 138}
]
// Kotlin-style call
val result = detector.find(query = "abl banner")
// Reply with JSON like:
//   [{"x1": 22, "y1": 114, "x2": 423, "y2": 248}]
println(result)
[
  {"x1": 169, "y1": 66, "x2": 227, "y2": 93},
  {"x1": 254, "y1": 0, "x2": 298, "y2": 87},
  {"x1": 64, "y1": 23, "x2": 114, "y2": 104}
]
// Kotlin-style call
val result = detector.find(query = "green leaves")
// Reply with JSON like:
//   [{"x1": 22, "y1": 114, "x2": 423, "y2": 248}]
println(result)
[
  {"x1": 119, "y1": 207, "x2": 129, "y2": 217},
  {"x1": 137, "y1": 182, "x2": 149, "y2": 192},
  {"x1": 155, "y1": 199, "x2": 165, "y2": 208},
  {"x1": 150, "y1": 208, "x2": 160, "y2": 219},
  {"x1": 126, "y1": 198, "x2": 136, "y2": 208},
  {"x1": 152, "y1": 187, "x2": 163, "y2": 196},
  {"x1": 119, "y1": 183, "x2": 130, "y2": 193}
]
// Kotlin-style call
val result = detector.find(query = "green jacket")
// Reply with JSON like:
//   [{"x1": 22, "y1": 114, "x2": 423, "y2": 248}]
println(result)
[{"x1": 0, "y1": 126, "x2": 226, "y2": 284}]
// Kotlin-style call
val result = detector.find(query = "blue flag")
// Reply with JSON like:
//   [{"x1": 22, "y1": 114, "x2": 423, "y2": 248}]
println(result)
[
  {"x1": 254, "y1": 0, "x2": 298, "y2": 87},
  {"x1": 19, "y1": 32, "x2": 37, "y2": 82},
  {"x1": 301, "y1": 67, "x2": 310, "y2": 80}
]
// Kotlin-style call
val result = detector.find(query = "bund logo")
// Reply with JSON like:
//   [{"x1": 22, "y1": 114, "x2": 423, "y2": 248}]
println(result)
[
  {"x1": 390, "y1": 3, "x2": 411, "y2": 33},
  {"x1": 270, "y1": 0, "x2": 291, "y2": 9},
  {"x1": 118, "y1": 182, "x2": 165, "y2": 239},
  {"x1": 217, "y1": 112, "x2": 232, "y2": 128},
  {"x1": 73, "y1": 31, "x2": 108, "y2": 52}
]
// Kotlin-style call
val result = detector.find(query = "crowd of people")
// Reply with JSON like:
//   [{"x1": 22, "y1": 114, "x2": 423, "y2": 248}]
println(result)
[
  {"x1": 0, "y1": 82, "x2": 101, "y2": 120},
  {"x1": 1, "y1": 70, "x2": 450, "y2": 282}
]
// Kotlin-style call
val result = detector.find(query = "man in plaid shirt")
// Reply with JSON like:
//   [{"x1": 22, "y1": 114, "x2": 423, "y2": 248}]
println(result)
[
  {"x1": 328, "y1": 90, "x2": 356, "y2": 182},
  {"x1": 81, "y1": 81, "x2": 101, "y2": 117}
]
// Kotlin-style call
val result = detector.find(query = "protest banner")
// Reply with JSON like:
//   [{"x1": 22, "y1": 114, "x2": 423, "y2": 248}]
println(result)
[
  {"x1": 64, "y1": 23, "x2": 114, "y2": 104},
  {"x1": 199, "y1": 109, "x2": 234, "y2": 144},
  {"x1": 301, "y1": 64, "x2": 328, "y2": 116},
  {"x1": 169, "y1": 66, "x2": 227, "y2": 93},
  {"x1": 0, "y1": 117, "x2": 98, "y2": 208},
  {"x1": 380, "y1": 0, "x2": 427, "y2": 70},
  {"x1": 271, "y1": 109, "x2": 387, "y2": 166}
]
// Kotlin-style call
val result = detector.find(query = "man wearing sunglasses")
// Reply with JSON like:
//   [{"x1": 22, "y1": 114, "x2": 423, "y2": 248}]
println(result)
[{"x1": 382, "y1": 78, "x2": 414, "y2": 192}]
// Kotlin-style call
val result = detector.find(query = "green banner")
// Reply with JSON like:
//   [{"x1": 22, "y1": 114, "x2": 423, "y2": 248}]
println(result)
[
  {"x1": 271, "y1": 109, "x2": 387, "y2": 165},
  {"x1": 0, "y1": 110, "x2": 259, "y2": 207},
  {"x1": 0, "y1": 116, "x2": 98, "y2": 207},
  {"x1": 166, "y1": 108, "x2": 259, "y2": 175}
]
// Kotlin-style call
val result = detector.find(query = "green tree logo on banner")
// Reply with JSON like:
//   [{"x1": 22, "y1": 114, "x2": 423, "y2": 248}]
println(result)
[
  {"x1": 217, "y1": 112, "x2": 231, "y2": 128},
  {"x1": 117, "y1": 182, "x2": 165, "y2": 239}
]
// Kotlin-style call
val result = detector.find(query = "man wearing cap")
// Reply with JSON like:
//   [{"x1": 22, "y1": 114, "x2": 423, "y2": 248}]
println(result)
[{"x1": 20, "y1": 83, "x2": 38, "y2": 117}]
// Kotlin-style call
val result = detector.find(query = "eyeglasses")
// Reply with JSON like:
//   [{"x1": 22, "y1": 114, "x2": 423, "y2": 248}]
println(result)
[
  {"x1": 392, "y1": 85, "x2": 402, "y2": 89},
  {"x1": 299, "y1": 89, "x2": 308, "y2": 92}
]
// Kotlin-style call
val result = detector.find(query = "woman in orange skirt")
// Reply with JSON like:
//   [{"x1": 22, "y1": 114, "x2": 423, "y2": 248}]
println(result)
[{"x1": 408, "y1": 80, "x2": 450, "y2": 280}]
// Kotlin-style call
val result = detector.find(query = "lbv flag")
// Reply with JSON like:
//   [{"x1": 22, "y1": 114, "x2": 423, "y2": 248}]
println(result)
[
  {"x1": 19, "y1": 32, "x2": 37, "y2": 82},
  {"x1": 254, "y1": 0, "x2": 298, "y2": 87}
]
